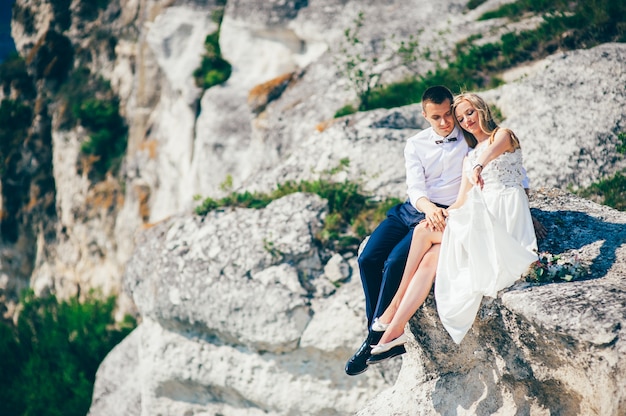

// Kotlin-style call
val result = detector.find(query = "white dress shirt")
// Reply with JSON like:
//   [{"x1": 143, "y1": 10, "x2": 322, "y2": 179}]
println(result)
[{"x1": 405, "y1": 126, "x2": 469, "y2": 209}]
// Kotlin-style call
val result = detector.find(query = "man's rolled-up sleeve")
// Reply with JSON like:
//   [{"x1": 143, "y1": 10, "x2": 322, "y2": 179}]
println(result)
[{"x1": 404, "y1": 140, "x2": 428, "y2": 210}]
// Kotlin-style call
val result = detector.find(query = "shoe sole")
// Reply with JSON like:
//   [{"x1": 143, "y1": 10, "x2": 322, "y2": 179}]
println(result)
[
  {"x1": 366, "y1": 345, "x2": 406, "y2": 364},
  {"x1": 345, "y1": 365, "x2": 368, "y2": 376}
]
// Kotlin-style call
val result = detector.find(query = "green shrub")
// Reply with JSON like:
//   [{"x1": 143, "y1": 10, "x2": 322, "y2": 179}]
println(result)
[
  {"x1": 489, "y1": 104, "x2": 504, "y2": 124},
  {"x1": 334, "y1": 11, "x2": 425, "y2": 114},
  {"x1": 76, "y1": 98, "x2": 128, "y2": 179},
  {"x1": 199, "y1": 62, "x2": 232, "y2": 88},
  {"x1": 366, "y1": 78, "x2": 423, "y2": 109},
  {"x1": 58, "y1": 68, "x2": 128, "y2": 179},
  {"x1": 0, "y1": 322, "x2": 23, "y2": 413},
  {"x1": 59, "y1": 67, "x2": 100, "y2": 127},
  {"x1": 478, "y1": 0, "x2": 565, "y2": 20},
  {"x1": 334, "y1": 104, "x2": 358, "y2": 118},
  {"x1": 617, "y1": 132, "x2": 626, "y2": 155},
  {"x1": 466, "y1": 0, "x2": 488, "y2": 10},
  {"x1": 211, "y1": 8, "x2": 225, "y2": 24},
  {"x1": 480, "y1": 0, "x2": 626, "y2": 44},
  {"x1": 195, "y1": 178, "x2": 402, "y2": 252},
  {"x1": 77, "y1": 98, "x2": 119, "y2": 132},
  {"x1": 344, "y1": 0, "x2": 625, "y2": 113},
  {"x1": 350, "y1": 40, "x2": 507, "y2": 112},
  {"x1": 194, "y1": 13, "x2": 232, "y2": 90},
  {"x1": 0, "y1": 290, "x2": 135, "y2": 416},
  {"x1": 576, "y1": 171, "x2": 626, "y2": 211}
]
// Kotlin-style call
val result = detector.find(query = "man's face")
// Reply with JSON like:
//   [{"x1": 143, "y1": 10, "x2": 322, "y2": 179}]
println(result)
[{"x1": 422, "y1": 99, "x2": 455, "y2": 137}]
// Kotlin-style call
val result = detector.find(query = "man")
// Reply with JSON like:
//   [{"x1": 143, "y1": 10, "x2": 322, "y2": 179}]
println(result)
[{"x1": 345, "y1": 85, "x2": 469, "y2": 376}]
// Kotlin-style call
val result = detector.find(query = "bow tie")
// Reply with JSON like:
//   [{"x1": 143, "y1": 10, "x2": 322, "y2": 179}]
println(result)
[{"x1": 435, "y1": 137, "x2": 457, "y2": 144}]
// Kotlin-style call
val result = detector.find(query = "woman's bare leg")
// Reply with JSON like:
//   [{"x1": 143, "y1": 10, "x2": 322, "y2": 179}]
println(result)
[
  {"x1": 377, "y1": 225, "x2": 441, "y2": 325},
  {"x1": 376, "y1": 244, "x2": 441, "y2": 345}
]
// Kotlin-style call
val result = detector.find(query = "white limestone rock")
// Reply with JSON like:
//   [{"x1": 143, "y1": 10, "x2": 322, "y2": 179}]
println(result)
[
  {"x1": 323, "y1": 252, "x2": 352, "y2": 285},
  {"x1": 484, "y1": 43, "x2": 626, "y2": 190},
  {"x1": 88, "y1": 326, "x2": 142, "y2": 416},
  {"x1": 125, "y1": 193, "x2": 327, "y2": 350},
  {"x1": 91, "y1": 193, "x2": 395, "y2": 415},
  {"x1": 243, "y1": 43, "x2": 626, "y2": 200},
  {"x1": 91, "y1": 318, "x2": 390, "y2": 416}
]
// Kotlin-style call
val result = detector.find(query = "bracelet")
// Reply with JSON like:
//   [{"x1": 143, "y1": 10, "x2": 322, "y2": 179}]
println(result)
[{"x1": 473, "y1": 163, "x2": 483, "y2": 171}]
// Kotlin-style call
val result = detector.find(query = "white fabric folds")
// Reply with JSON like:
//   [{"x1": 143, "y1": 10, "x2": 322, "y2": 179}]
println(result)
[{"x1": 435, "y1": 148, "x2": 538, "y2": 344}]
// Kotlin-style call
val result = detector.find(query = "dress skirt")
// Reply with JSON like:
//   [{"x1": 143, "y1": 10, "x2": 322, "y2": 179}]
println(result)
[{"x1": 435, "y1": 186, "x2": 538, "y2": 344}]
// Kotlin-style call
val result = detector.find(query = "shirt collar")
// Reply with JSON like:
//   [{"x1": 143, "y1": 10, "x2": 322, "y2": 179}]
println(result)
[{"x1": 433, "y1": 127, "x2": 461, "y2": 144}]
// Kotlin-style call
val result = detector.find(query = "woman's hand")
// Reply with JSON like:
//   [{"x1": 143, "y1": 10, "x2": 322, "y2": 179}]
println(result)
[{"x1": 471, "y1": 164, "x2": 484, "y2": 189}]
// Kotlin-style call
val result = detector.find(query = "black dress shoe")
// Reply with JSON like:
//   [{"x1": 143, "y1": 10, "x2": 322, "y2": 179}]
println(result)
[
  {"x1": 366, "y1": 344, "x2": 406, "y2": 364},
  {"x1": 345, "y1": 331, "x2": 384, "y2": 376}
]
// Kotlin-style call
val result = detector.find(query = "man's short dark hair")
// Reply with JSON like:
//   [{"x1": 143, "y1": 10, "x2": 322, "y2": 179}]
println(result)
[{"x1": 421, "y1": 85, "x2": 453, "y2": 105}]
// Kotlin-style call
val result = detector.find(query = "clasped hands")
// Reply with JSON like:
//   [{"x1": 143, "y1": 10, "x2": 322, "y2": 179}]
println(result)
[{"x1": 423, "y1": 207, "x2": 449, "y2": 232}]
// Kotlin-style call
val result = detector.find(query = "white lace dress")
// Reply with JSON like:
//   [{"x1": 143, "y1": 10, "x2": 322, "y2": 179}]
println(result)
[{"x1": 435, "y1": 143, "x2": 538, "y2": 344}]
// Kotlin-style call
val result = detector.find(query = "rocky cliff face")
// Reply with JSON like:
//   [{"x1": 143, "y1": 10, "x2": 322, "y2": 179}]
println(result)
[
  {"x1": 4, "y1": 0, "x2": 625, "y2": 311},
  {"x1": 2, "y1": 0, "x2": 626, "y2": 414},
  {"x1": 88, "y1": 188, "x2": 626, "y2": 415}
]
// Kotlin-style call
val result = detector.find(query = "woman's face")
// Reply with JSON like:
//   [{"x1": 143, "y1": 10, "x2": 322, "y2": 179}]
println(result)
[{"x1": 455, "y1": 100, "x2": 481, "y2": 136}]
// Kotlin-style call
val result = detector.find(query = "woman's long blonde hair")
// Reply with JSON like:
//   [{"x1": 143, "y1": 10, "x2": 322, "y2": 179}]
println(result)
[{"x1": 452, "y1": 93, "x2": 521, "y2": 149}]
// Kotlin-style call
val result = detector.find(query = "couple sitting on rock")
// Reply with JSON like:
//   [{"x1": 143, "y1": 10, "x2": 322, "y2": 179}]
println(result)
[{"x1": 345, "y1": 85, "x2": 547, "y2": 376}]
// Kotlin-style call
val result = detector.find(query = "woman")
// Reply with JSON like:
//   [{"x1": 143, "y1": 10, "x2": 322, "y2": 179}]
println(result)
[{"x1": 369, "y1": 93, "x2": 538, "y2": 356}]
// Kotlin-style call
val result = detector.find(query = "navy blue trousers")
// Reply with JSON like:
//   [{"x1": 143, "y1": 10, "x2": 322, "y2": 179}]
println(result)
[{"x1": 357, "y1": 201, "x2": 425, "y2": 329}]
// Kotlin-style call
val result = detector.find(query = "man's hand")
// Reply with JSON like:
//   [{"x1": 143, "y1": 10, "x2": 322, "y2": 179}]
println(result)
[
  {"x1": 531, "y1": 215, "x2": 547, "y2": 240},
  {"x1": 423, "y1": 206, "x2": 448, "y2": 232}
]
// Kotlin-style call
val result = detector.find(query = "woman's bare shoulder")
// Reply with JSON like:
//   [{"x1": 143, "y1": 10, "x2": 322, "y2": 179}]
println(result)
[{"x1": 493, "y1": 127, "x2": 513, "y2": 141}]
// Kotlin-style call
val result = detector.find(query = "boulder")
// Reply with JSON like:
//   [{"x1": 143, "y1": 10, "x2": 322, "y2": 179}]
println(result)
[
  {"x1": 357, "y1": 188, "x2": 626, "y2": 415},
  {"x1": 90, "y1": 193, "x2": 397, "y2": 415},
  {"x1": 90, "y1": 188, "x2": 626, "y2": 415}
]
